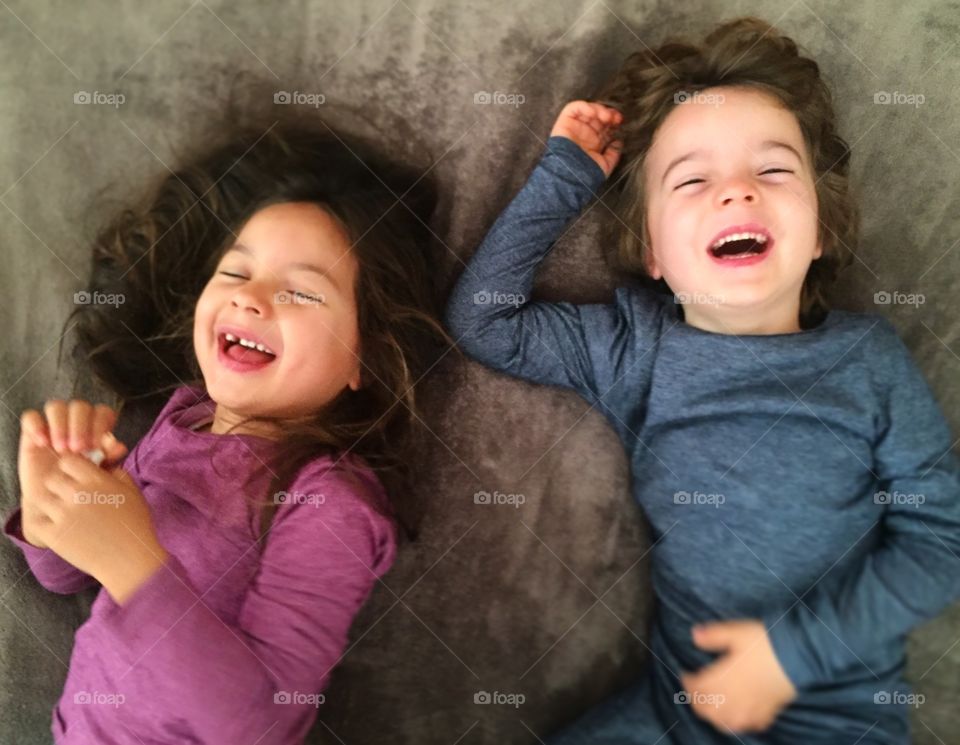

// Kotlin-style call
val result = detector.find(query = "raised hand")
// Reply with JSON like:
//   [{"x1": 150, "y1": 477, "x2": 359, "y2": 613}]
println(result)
[{"x1": 549, "y1": 100, "x2": 624, "y2": 177}]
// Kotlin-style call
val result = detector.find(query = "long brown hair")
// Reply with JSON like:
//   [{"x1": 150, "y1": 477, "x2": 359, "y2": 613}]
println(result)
[
  {"x1": 64, "y1": 103, "x2": 453, "y2": 543},
  {"x1": 595, "y1": 16, "x2": 859, "y2": 328}
]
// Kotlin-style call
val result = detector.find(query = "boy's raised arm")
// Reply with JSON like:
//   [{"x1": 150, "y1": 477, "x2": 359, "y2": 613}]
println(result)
[{"x1": 445, "y1": 103, "x2": 667, "y2": 432}]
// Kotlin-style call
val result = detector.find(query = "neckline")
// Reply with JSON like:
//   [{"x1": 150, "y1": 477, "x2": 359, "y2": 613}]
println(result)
[
  {"x1": 173, "y1": 387, "x2": 278, "y2": 444},
  {"x1": 666, "y1": 302, "x2": 840, "y2": 342}
]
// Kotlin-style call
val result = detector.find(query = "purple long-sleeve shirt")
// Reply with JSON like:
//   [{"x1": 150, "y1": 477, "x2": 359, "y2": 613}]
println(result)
[{"x1": 4, "y1": 384, "x2": 397, "y2": 744}]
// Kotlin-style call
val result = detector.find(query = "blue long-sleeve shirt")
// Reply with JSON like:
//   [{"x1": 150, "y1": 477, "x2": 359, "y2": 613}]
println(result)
[{"x1": 445, "y1": 135, "x2": 960, "y2": 744}]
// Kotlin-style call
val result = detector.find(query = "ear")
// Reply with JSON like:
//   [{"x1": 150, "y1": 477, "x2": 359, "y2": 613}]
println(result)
[
  {"x1": 347, "y1": 365, "x2": 362, "y2": 392},
  {"x1": 813, "y1": 237, "x2": 823, "y2": 260},
  {"x1": 645, "y1": 248, "x2": 663, "y2": 280}
]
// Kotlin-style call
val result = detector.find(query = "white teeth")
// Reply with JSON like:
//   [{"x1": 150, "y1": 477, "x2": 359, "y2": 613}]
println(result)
[
  {"x1": 711, "y1": 232, "x2": 769, "y2": 250},
  {"x1": 222, "y1": 332, "x2": 275, "y2": 355}
]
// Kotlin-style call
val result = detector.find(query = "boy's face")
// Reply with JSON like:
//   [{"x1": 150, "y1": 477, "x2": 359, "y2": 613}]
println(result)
[
  {"x1": 643, "y1": 85, "x2": 822, "y2": 333},
  {"x1": 193, "y1": 202, "x2": 362, "y2": 435}
]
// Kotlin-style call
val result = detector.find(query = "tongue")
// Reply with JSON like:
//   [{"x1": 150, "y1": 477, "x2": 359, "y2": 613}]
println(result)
[
  {"x1": 715, "y1": 238, "x2": 763, "y2": 257},
  {"x1": 226, "y1": 342, "x2": 275, "y2": 365}
]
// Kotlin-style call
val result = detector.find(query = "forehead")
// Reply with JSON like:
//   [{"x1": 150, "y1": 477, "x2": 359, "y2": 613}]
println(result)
[
  {"x1": 646, "y1": 87, "x2": 808, "y2": 172},
  {"x1": 233, "y1": 202, "x2": 354, "y2": 263}
]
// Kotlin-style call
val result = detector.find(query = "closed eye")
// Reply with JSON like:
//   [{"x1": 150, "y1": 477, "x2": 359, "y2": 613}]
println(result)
[
  {"x1": 219, "y1": 273, "x2": 323, "y2": 304},
  {"x1": 675, "y1": 168, "x2": 794, "y2": 190},
  {"x1": 290, "y1": 290, "x2": 324, "y2": 304}
]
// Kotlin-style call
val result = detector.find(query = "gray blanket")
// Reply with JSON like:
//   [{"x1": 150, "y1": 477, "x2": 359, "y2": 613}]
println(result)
[{"x1": 2, "y1": 2, "x2": 957, "y2": 743}]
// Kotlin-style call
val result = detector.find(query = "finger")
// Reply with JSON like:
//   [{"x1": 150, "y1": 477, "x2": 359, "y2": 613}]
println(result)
[
  {"x1": 56, "y1": 451, "x2": 101, "y2": 481},
  {"x1": 90, "y1": 404, "x2": 118, "y2": 454},
  {"x1": 99, "y1": 431, "x2": 129, "y2": 466},
  {"x1": 43, "y1": 400, "x2": 69, "y2": 453},
  {"x1": 20, "y1": 409, "x2": 51, "y2": 449},
  {"x1": 67, "y1": 400, "x2": 95, "y2": 453},
  {"x1": 571, "y1": 108, "x2": 607, "y2": 141},
  {"x1": 42, "y1": 468, "x2": 82, "y2": 500},
  {"x1": 692, "y1": 623, "x2": 734, "y2": 652}
]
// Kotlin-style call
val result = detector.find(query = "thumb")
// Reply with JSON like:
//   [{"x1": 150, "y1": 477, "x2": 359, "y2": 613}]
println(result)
[
  {"x1": 691, "y1": 621, "x2": 738, "y2": 652},
  {"x1": 100, "y1": 431, "x2": 128, "y2": 466}
]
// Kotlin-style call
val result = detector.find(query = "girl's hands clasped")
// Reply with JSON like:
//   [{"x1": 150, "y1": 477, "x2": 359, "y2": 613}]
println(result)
[{"x1": 17, "y1": 400, "x2": 168, "y2": 603}]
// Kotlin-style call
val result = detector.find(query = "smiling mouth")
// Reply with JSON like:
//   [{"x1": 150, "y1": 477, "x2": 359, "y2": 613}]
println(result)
[
  {"x1": 217, "y1": 332, "x2": 278, "y2": 366},
  {"x1": 709, "y1": 233, "x2": 770, "y2": 259}
]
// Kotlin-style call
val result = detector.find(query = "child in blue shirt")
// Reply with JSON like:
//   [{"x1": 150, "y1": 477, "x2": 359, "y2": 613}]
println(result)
[{"x1": 445, "y1": 16, "x2": 960, "y2": 745}]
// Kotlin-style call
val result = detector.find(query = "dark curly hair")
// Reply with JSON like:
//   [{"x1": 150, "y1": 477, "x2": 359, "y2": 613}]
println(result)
[
  {"x1": 595, "y1": 16, "x2": 858, "y2": 328},
  {"x1": 62, "y1": 97, "x2": 453, "y2": 543}
]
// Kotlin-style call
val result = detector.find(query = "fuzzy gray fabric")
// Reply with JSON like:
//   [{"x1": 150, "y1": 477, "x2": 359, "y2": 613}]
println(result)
[{"x1": 1, "y1": 2, "x2": 957, "y2": 743}]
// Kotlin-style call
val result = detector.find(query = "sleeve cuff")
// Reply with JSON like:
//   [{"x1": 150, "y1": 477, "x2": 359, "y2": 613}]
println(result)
[
  {"x1": 545, "y1": 135, "x2": 608, "y2": 192},
  {"x1": 3, "y1": 508, "x2": 97, "y2": 592},
  {"x1": 764, "y1": 612, "x2": 817, "y2": 691}
]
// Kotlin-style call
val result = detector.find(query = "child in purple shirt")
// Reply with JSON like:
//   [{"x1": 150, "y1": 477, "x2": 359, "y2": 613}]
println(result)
[{"x1": 5, "y1": 114, "x2": 448, "y2": 744}]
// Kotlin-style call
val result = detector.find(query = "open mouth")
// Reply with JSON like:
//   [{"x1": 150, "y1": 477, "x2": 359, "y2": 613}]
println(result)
[
  {"x1": 707, "y1": 227, "x2": 774, "y2": 265},
  {"x1": 217, "y1": 332, "x2": 278, "y2": 369}
]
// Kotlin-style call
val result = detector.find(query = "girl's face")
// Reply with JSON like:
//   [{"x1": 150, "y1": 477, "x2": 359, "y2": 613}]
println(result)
[
  {"x1": 643, "y1": 85, "x2": 822, "y2": 334},
  {"x1": 193, "y1": 202, "x2": 362, "y2": 435}
]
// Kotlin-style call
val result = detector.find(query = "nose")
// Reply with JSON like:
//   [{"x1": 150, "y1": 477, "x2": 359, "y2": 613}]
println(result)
[
  {"x1": 717, "y1": 176, "x2": 758, "y2": 206},
  {"x1": 230, "y1": 282, "x2": 272, "y2": 316}
]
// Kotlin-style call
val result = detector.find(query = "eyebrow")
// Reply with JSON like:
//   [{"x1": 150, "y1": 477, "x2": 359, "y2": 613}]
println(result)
[
  {"x1": 660, "y1": 140, "x2": 805, "y2": 186},
  {"x1": 225, "y1": 243, "x2": 341, "y2": 293}
]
